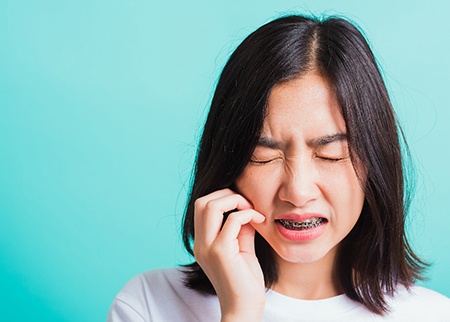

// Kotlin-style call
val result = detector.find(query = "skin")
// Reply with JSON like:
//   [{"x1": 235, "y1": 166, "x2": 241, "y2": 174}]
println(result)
[{"x1": 194, "y1": 73, "x2": 365, "y2": 321}]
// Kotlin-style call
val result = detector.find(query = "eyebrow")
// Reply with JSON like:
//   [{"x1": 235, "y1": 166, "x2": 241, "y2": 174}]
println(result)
[
  {"x1": 256, "y1": 137, "x2": 286, "y2": 149},
  {"x1": 256, "y1": 132, "x2": 347, "y2": 149},
  {"x1": 308, "y1": 132, "x2": 347, "y2": 148}
]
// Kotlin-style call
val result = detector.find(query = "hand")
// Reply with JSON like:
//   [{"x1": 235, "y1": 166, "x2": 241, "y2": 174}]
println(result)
[{"x1": 194, "y1": 189, "x2": 266, "y2": 321}]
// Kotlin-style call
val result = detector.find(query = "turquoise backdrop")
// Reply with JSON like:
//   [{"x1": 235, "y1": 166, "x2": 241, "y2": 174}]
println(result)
[{"x1": 1, "y1": 1, "x2": 449, "y2": 320}]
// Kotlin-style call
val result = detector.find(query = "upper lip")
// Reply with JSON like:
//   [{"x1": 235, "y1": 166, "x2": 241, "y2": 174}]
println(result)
[{"x1": 275, "y1": 213, "x2": 328, "y2": 222}]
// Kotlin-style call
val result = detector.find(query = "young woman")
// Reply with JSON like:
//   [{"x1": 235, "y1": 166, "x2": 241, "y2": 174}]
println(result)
[{"x1": 108, "y1": 15, "x2": 450, "y2": 321}]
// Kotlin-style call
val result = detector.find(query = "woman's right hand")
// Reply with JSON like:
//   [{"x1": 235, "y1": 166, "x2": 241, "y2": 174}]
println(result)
[{"x1": 193, "y1": 188, "x2": 266, "y2": 322}]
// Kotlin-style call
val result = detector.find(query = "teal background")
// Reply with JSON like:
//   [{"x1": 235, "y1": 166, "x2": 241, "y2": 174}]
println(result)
[{"x1": 1, "y1": 1, "x2": 449, "y2": 320}]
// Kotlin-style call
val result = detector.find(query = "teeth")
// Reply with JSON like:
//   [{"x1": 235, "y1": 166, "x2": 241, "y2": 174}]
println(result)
[{"x1": 278, "y1": 218, "x2": 324, "y2": 230}]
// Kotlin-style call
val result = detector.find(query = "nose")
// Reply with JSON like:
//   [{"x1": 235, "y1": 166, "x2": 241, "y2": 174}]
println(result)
[{"x1": 277, "y1": 158, "x2": 321, "y2": 208}]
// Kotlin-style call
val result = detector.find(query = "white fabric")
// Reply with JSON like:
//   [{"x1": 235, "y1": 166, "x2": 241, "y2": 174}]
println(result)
[{"x1": 107, "y1": 268, "x2": 450, "y2": 321}]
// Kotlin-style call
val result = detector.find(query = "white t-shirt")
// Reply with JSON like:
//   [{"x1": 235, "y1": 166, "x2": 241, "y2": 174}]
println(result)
[{"x1": 107, "y1": 268, "x2": 450, "y2": 321}]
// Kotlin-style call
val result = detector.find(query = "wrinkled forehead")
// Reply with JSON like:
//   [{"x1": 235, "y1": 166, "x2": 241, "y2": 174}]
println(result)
[{"x1": 260, "y1": 74, "x2": 346, "y2": 140}]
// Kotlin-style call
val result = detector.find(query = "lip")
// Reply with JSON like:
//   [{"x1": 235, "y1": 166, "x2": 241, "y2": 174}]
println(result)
[{"x1": 275, "y1": 213, "x2": 327, "y2": 242}]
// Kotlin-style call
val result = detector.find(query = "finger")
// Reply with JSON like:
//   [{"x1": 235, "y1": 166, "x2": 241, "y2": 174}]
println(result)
[
  {"x1": 216, "y1": 209, "x2": 265, "y2": 245},
  {"x1": 194, "y1": 189, "x2": 235, "y2": 244},
  {"x1": 197, "y1": 194, "x2": 254, "y2": 245}
]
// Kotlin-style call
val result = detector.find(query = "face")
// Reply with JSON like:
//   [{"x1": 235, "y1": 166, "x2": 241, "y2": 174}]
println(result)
[{"x1": 235, "y1": 73, "x2": 365, "y2": 266}]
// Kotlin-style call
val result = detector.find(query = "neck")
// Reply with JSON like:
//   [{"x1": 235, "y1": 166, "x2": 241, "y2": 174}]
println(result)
[{"x1": 271, "y1": 247, "x2": 342, "y2": 300}]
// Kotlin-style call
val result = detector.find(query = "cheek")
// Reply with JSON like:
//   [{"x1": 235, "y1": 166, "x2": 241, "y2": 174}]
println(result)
[
  {"x1": 235, "y1": 167, "x2": 278, "y2": 209},
  {"x1": 320, "y1": 164, "x2": 365, "y2": 214},
  {"x1": 235, "y1": 169, "x2": 258, "y2": 201},
  {"x1": 334, "y1": 168, "x2": 365, "y2": 223},
  {"x1": 320, "y1": 160, "x2": 363, "y2": 192}
]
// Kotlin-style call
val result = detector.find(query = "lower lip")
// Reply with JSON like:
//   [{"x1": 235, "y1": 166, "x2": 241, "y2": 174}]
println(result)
[{"x1": 276, "y1": 220, "x2": 327, "y2": 241}]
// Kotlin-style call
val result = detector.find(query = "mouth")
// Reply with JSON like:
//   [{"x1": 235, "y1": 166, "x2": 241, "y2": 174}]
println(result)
[{"x1": 276, "y1": 217, "x2": 327, "y2": 231}]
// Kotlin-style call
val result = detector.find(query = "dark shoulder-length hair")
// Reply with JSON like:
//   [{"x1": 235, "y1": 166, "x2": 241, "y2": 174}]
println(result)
[{"x1": 181, "y1": 14, "x2": 426, "y2": 315}]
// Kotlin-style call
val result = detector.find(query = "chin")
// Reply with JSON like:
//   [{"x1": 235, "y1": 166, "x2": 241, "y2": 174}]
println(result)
[
  {"x1": 255, "y1": 228, "x2": 339, "y2": 266},
  {"x1": 273, "y1": 244, "x2": 334, "y2": 264}
]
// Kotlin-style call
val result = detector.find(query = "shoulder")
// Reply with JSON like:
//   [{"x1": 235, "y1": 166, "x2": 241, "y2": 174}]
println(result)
[
  {"x1": 107, "y1": 267, "x2": 220, "y2": 322},
  {"x1": 119, "y1": 267, "x2": 184, "y2": 296},
  {"x1": 386, "y1": 285, "x2": 450, "y2": 320},
  {"x1": 392, "y1": 284, "x2": 450, "y2": 305}
]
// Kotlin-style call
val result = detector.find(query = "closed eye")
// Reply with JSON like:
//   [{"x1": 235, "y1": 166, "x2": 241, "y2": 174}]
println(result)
[
  {"x1": 317, "y1": 156, "x2": 347, "y2": 162},
  {"x1": 250, "y1": 157, "x2": 281, "y2": 165}
]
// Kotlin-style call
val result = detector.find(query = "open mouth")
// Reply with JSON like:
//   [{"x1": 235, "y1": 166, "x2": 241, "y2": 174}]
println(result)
[{"x1": 276, "y1": 217, "x2": 327, "y2": 230}]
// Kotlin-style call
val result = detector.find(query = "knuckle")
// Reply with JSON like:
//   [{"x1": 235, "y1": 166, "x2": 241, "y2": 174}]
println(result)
[
  {"x1": 209, "y1": 243, "x2": 223, "y2": 257},
  {"x1": 203, "y1": 200, "x2": 219, "y2": 214},
  {"x1": 225, "y1": 211, "x2": 243, "y2": 223},
  {"x1": 194, "y1": 197, "x2": 206, "y2": 210}
]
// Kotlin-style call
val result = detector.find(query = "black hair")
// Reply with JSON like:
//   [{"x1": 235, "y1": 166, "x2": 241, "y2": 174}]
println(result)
[{"x1": 181, "y1": 14, "x2": 426, "y2": 315}]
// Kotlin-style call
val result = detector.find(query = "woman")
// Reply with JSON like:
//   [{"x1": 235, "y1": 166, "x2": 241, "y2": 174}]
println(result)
[{"x1": 108, "y1": 14, "x2": 450, "y2": 321}]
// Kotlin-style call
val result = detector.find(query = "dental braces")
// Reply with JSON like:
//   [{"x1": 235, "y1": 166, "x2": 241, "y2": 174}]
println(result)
[{"x1": 279, "y1": 217, "x2": 324, "y2": 230}]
